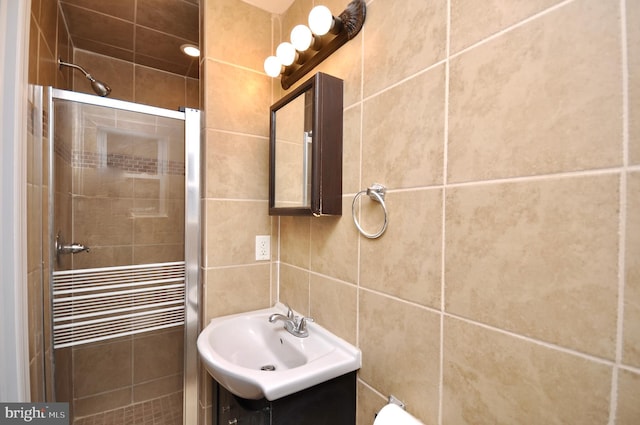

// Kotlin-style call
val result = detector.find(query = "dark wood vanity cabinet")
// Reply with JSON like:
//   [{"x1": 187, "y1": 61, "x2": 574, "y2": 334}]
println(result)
[
  {"x1": 214, "y1": 372, "x2": 356, "y2": 425},
  {"x1": 216, "y1": 386, "x2": 269, "y2": 425}
]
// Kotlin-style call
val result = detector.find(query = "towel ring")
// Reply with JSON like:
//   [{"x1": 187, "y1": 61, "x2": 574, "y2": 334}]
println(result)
[{"x1": 352, "y1": 183, "x2": 388, "y2": 239}]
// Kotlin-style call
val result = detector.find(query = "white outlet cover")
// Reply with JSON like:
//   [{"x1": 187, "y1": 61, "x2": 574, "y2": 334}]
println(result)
[{"x1": 255, "y1": 235, "x2": 270, "y2": 261}]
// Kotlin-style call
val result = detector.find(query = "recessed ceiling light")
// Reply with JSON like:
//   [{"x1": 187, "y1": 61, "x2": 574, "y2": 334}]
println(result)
[{"x1": 180, "y1": 44, "x2": 200, "y2": 57}]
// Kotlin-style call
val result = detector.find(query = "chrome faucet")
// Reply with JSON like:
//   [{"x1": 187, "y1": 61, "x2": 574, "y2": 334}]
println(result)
[{"x1": 268, "y1": 304, "x2": 314, "y2": 338}]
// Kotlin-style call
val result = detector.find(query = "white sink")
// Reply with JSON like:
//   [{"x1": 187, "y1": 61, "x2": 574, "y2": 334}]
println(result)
[{"x1": 197, "y1": 303, "x2": 361, "y2": 401}]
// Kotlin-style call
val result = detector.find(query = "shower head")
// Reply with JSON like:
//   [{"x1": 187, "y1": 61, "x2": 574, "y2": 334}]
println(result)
[
  {"x1": 89, "y1": 79, "x2": 111, "y2": 97},
  {"x1": 58, "y1": 58, "x2": 112, "y2": 97}
]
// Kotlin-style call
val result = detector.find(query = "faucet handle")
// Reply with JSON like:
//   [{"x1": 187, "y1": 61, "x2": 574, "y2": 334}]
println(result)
[
  {"x1": 283, "y1": 303, "x2": 294, "y2": 319},
  {"x1": 296, "y1": 316, "x2": 314, "y2": 333}
]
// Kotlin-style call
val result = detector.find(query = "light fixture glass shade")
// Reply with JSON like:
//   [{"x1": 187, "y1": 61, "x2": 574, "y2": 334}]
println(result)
[
  {"x1": 180, "y1": 43, "x2": 200, "y2": 57},
  {"x1": 276, "y1": 42, "x2": 297, "y2": 66},
  {"x1": 290, "y1": 25, "x2": 313, "y2": 51},
  {"x1": 264, "y1": 56, "x2": 282, "y2": 77},
  {"x1": 308, "y1": 5, "x2": 333, "y2": 36}
]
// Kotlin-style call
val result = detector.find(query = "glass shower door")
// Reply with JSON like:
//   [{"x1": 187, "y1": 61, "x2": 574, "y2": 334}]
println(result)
[{"x1": 48, "y1": 89, "x2": 198, "y2": 425}]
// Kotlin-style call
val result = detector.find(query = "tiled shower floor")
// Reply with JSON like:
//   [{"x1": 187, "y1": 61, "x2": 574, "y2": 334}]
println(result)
[{"x1": 73, "y1": 392, "x2": 183, "y2": 425}]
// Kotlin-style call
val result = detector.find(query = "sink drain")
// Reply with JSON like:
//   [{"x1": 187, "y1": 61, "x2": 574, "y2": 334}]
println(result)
[{"x1": 260, "y1": 364, "x2": 276, "y2": 371}]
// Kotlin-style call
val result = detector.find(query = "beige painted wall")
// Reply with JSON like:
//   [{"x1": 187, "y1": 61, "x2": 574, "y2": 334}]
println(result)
[{"x1": 202, "y1": 0, "x2": 640, "y2": 424}]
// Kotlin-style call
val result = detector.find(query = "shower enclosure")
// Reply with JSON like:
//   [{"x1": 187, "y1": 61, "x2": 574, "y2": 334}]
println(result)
[{"x1": 32, "y1": 86, "x2": 200, "y2": 424}]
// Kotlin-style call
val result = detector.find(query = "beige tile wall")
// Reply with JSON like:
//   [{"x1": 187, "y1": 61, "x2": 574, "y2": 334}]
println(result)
[
  {"x1": 61, "y1": 101, "x2": 187, "y2": 419},
  {"x1": 72, "y1": 50, "x2": 199, "y2": 111},
  {"x1": 67, "y1": 107, "x2": 186, "y2": 270},
  {"x1": 51, "y1": 104, "x2": 73, "y2": 413},
  {"x1": 201, "y1": 0, "x2": 640, "y2": 424},
  {"x1": 71, "y1": 329, "x2": 184, "y2": 418},
  {"x1": 199, "y1": 0, "x2": 275, "y2": 423},
  {"x1": 62, "y1": 62, "x2": 192, "y2": 419},
  {"x1": 27, "y1": 0, "x2": 200, "y2": 416}
]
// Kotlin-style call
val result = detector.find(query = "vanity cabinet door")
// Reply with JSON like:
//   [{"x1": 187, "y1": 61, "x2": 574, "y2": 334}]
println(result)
[
  {"x1": 214, "y1": 372, "x2": 356, "y2": 425},
  {"x1": 217, "y1": 384, "x2": 270, "y2": 425}
]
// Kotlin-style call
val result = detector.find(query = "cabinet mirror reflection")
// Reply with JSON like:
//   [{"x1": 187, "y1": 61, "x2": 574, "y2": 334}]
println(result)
[{"x1": 273, "y1": 92, "x2": 311, "y2": 209}]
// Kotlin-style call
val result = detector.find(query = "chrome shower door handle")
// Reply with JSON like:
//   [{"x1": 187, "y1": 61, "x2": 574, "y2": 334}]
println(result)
[
  {"x1": 60, "y1": 243, "x2": 90, "y2": 254},
  {"x1": 55, "y1": 232, "x2": 90, "y2": 264}
]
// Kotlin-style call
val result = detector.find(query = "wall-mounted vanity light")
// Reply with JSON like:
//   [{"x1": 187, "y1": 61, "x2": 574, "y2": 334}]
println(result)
[{"x1": 264, "y1": 0, "x2": 366, "y2": 89}]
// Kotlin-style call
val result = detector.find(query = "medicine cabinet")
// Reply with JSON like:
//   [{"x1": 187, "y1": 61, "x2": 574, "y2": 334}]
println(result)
[{"x1": 269, "y1": 72, "x2": 343, "y2": 216}]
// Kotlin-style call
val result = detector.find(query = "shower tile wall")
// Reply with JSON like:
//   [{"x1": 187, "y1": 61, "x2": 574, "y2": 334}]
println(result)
[
  {"x1": 66, "y1": 106, "x2": 186, "y2": 269},
  {"x1": 27, "y1": 0, "x2": 198, "y2": 420},
  {"x1": 29, "y1": 0, "x2": 72, "y2": 90},
  {"x1": 52, "y1": 104, "x2": 186, "y2": 420},
  {"x1": 52, "y1": 101, "x2": 74, "y2": 416},
  {"x1": 71, "y1": 50, "x2": 199, "y2": 111},
  {"x1": 30, "y1": 2, "x2": 199, "y2": 112},
  {"x1": 201, "y1": 0, "x2": 639, "y2": 424},
  {"x1": 28, "y1": 0, "x2": 73, "y2": 403},
  {"x1": 69, "y1": 329, "x2": 184, "y2": 418}
]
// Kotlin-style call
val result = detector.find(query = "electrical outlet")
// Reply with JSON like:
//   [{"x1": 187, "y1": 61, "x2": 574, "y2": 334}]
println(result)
[{"x1": 255, "y1": 235, "x2": 271, "y2": 261}]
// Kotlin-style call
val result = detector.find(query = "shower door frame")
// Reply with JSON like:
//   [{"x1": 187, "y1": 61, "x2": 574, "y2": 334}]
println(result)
[{"x1": 46, "y1": 87, "x2": 200, "y2": 425}]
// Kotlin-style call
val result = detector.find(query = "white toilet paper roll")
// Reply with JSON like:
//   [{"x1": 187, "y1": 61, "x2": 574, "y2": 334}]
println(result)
[{"x1": 373, "y1": 403, "x2": 423, "y2": 425}]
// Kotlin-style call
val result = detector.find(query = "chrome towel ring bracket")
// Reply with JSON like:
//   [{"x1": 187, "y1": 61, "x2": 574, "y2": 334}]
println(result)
[{"x1": 352, "y1": 183, "x2": 388, "y2": 239}]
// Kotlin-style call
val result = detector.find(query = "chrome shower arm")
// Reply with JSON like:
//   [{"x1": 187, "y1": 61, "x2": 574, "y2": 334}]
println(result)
[
  {"x1": 58, "y1": 58, "x2": 112, "y2": 97},
  {"x1": 58, "y1": 59, "x2": 92, "y2": 80}
]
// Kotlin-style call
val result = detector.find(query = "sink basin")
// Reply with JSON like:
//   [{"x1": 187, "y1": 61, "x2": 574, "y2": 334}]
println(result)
[{"x1": 197, "y1": 303, "x2": 361, "y2": 401}]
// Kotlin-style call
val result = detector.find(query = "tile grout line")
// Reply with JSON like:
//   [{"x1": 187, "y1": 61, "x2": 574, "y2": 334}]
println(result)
[
  {"x1": 355, "y1": 0, "x2": 577, "y2": 114},
  {"x1": 438, "y1": 0, "x2": 452, "y2": 423},
  {"x1": 374, "y1": 165, "x2": 632, "y2": 196},
  {"x1": 445, "y1": 312, "x2": 619, "y2": 369},
  {"x1": 609, "y1": 0, "x2": 630, "y2": 423},
  {"x1": 204, "y1": 197, "x2": 270, "y2": 202},
  {"x1": 449, "y1": 0, "x2": 577, "y2": 61},
  {"x1": 357, "y1": 284, "x2": 620, "y2": 369},
  {"x1": 132, "y1": 0, "x2": 138, "y2": 104},
  {"x1": 206, "y1": 262, "x2": 272, "y2": 272},
  {"x1": 360, "y1": 58, "x2": 447, "y2": 105},
  {"x1": 619, "y1": 363, "x2": 640, "y2": 375},
  {"x1": 355, "y1": 8, "x2": 367, "y2": 351},
  {"x1": 207, "y1": 57, "x2": 265, "y2": 76},
  {"x1": 206, "y1": 128, "x2": 269, "y2": 141}
]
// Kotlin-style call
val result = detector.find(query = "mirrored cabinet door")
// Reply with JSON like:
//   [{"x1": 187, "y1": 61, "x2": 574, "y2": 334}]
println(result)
[{"x1": 269, "y1": 73, "x2": 343, "y2": 216}]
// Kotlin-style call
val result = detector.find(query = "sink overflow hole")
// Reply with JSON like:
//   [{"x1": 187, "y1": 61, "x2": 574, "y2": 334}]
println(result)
[{"x1": 260, "y1": 365, "x2": 276, "y2": 371}]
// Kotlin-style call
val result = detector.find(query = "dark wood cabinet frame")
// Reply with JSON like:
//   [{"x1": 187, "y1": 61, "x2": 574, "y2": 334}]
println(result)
[{"x1": 269, "y1": 72, "x2": 343, "y2": 216}]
